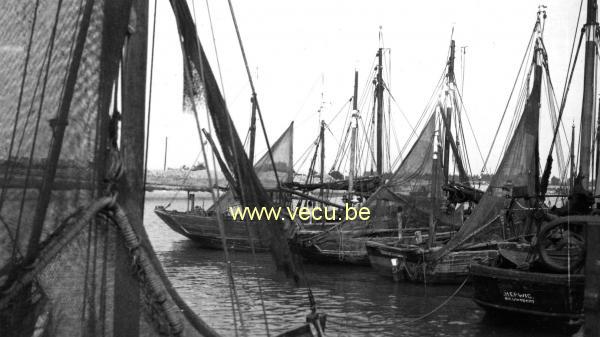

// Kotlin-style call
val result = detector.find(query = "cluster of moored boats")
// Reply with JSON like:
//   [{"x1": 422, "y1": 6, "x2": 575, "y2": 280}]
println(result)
[{"x1": 154, "y1": 2, "x2": 600, "y2": 335}]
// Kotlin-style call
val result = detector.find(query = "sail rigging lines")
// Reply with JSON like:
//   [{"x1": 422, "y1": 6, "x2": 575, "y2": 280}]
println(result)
[
  {"x1": 481, "y1": 18, "x2": 542, "y2": 174},
  {"x1": 182, "y1": 60, "x2": 248, "y2": 335}
]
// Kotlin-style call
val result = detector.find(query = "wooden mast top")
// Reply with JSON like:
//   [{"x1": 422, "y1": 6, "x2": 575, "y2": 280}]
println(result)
[
  {"x1": 578, "y1": 0, "x2": 598, "y2": 189},
  {"x1": 375, "y1": 48, "x2": 384, "y2": 175}
]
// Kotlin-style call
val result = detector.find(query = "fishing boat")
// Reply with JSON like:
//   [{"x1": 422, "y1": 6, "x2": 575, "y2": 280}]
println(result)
[
  {"x1": 154, "y1": 122, "x2": 295, "y2": 252},
  {"x1": 312, "y1": 36, "x2": 485, "y2": 269},
  {"x1": 469, "y1": 4, "x2": 599, "y2": 333},
  {"x1": 0, "y1": 0, "x2": 325, "y2": 336},
  {"x1": 368, "y1": 11, "x2": 572, "y2": 285},
  {"x1": 289, "y1": 37, "x2": 425, "y2": 265}
]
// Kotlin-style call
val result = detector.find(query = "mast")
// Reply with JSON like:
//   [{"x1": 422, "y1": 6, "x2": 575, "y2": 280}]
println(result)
[
  {"x1": 376, "y1": 48, "x2": 384, "y2": 175},
  {"x1": 443, "y1": 40, "x2": 456, "y2": 184},
  {"x1": 249, "y1": 93, "x2": 257, "y2": 163},
  {"x1": 349, "y1": 70, "x2": 359, "y2": 196},
  {"x1": 584, "y1": 1, "x2": 600, "y2": 335},
  {"x1": 429, "y1": 127, "x2": 440, "y2": 248},
  {"x1": 579, "y1": 0, "x2": 598, "y2": 189},
  {"x1": 596, "y1": 95, "x2": 600, "y2": 192},
  {"x1": 319, "y1": 120, "x2": 325, "y2": 208},
  {"x1": 116, "y1": 0, "x2": 149, "y2": 333},
  {"x1": 571, "y1": 123, "x2": 576, "y2": 192}
]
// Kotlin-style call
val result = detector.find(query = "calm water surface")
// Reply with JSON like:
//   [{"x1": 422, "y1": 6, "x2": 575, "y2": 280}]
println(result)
[{"x1": 144, "y1": 192, "x2": 577, "y2": 337}]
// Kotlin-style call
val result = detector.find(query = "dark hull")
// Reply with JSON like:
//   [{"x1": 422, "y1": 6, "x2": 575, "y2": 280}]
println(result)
[
  {"x1": 290, "y1": 228, "x2": 399, "y2": 266},
  {"x1": 366, "y1": 240, "x2": 498, "y2": 284},
  {"x1": 154, "y1": 208, "x2": 270, "y2": 252},
  {"x1": 290, "y1": 238, "x2": 371, "y2": 266},
  {"x1": 470, "y1": 264, "x2": 584, "y2": 326}
]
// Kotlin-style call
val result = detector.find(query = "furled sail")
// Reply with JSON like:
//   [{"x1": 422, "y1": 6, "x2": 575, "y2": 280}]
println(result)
[
  {"x1": 169, "y1": 0, "x2": 301, "y2": 281},
  {"x1": 434, "y1": 57, "x2": 543, "y2": 259}
]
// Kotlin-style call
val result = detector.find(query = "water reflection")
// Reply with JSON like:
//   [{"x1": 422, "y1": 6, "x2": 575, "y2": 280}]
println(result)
[{"x1": 145, "y1": 192, "x2": 577, "y2": 337}]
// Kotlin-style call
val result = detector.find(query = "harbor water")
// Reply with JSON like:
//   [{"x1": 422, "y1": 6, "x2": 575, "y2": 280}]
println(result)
[{"x1": 145, "y1": 191, "x2": 576, "y2": 337}]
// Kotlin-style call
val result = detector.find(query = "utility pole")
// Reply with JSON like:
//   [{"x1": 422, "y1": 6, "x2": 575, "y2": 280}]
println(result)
[{"x1": 163, "y1": 136, "x2": 168, "y2": 171}]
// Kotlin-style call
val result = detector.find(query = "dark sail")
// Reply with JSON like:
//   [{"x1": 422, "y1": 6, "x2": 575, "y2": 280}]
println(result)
[
  {"x1": 434, "y1": 58, "x2": 543, "y2": 259},
  {"x1": 169, "y1": 0, "x2": 301, "y2": 281}
]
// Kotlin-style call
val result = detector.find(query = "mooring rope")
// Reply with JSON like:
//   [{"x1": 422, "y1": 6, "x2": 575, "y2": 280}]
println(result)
[{"x1": 397, "y1": 276, "x2": 469, "y2": 326}]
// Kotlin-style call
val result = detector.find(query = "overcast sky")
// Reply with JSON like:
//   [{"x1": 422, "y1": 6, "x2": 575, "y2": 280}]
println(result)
[{"x1": 146, "y1": 0, "x2": 585, "y2": 179}]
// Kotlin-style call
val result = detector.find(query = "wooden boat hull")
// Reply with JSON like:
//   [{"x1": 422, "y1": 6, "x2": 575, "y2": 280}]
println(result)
[
  {"x1": 290, "y1": 238, "x2": 371, "y2": 266},
  {"x1": 366, "y1": 240, "x2": 498, "y2": 284},
  {"x1": 470, "y1": 264, "x2": 584, "y2": 325},
  {"x1": 154, "y1": 208, "x2": 270, "y2": 252},
  {"x1": 290, "y1": 228, "x2": 399, "y2": 266}
]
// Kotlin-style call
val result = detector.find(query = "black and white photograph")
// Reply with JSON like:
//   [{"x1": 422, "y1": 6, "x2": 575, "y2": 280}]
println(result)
[{"x1": 0, "y1": 0, "x2": 597, "y2": 336}]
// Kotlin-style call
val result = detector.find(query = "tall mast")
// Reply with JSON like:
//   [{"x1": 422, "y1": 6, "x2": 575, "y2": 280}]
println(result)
[
  {"x1": 249, "y1": 93, "x2": 257, "y2": 163},
  {"x1": 584, "y1": 2, "x2": 600, "y2": 335},
  {"x1": 571, "y1": 123, "x2": 576, "y2": 192},
  {"x1": 376, "y1": 48, "x2": 384, "y2": 175},
  {"x1": 443, "y1": 40, "x2": 456, "y2": 184},
  {"x1": 319, "y1": 120, "x2": 325, "y2": 208},
  {"x1": 596, "y1": 95, "x2": 600, "y2": 191},
  {"x1": 429, "y1": 127, "x2": 440, "y2": 248},
  {"x1": 579, "y1": 0, "x2": 598, "y2": 189},
  {"x1": 349, "y1": 71, "x2": 359, "y2": 195},
  {"x1": 117, "y1": 0, "x2": 149, "y2": 332}
]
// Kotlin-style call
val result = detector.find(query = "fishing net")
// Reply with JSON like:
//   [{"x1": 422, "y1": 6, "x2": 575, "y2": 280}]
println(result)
[
  {"x1": 434, "y1": 63, "x2": 543, "y2": 259},
  {"x1": 0, "y1": 1, "x2": 220, "y2": 336},
  {"x1": 0, "y1": 0, "x2": 111, "y2": 334},
  {"x1": 170, "y1": 0, "x2": 302, "y2": 281},
  {"x1": 360, "y1": 113, "x2": 456, "y2": 230},
  {"x1": 0, "y1": 0, "x2": 101, "y2": 272}
]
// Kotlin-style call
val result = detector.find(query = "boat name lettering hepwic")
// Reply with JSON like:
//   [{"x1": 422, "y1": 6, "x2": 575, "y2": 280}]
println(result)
[
  {"x1": 228, "y1": 204, "x2": 371, "y2": 221},
  {"x1": 502, "y1": 291, "x2": 534, "y2": 304}
]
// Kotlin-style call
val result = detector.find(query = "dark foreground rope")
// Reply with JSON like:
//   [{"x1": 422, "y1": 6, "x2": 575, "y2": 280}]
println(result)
[{"x1": 0, "y1": 196, "x2": 116, "y2": 309}]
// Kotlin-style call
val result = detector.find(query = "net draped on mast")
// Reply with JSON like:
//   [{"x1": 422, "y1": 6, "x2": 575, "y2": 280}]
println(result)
[
  {"x1": 169, "y1": 0, "x2": 302, "y2": 282},
  {"x1": 434, "y1": 46, "x2": 544, "y2": 259},
  {"x1": 364, "y1": 113, "x2": 442, "y2": 229}
]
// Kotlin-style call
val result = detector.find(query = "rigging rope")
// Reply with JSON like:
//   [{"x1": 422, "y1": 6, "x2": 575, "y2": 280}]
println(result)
[
  {"x1": 183, "y1": 61, "x2": 245, "y2": 335},
  {"x1": 0, "y1": 0, "x2": 41, "y2": 259},
  {"x1": 481, "y1": 21, "x2": 540, "y2": 174},
  {"x1": 204, "y1": 0, "x2": 227, "y2": 99},
  {"x1": 13, "y1": 0, "x2": 64, "y2": 264},
  {"x1": 226, "y1": 0, "x2": 280, "y2": 187},
  {"x1": 142, "y1": 0, "x2": 158, "y2": 208},
  {"x1": 0, "y1": 0, "x2": 41, "y2": 209}
]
